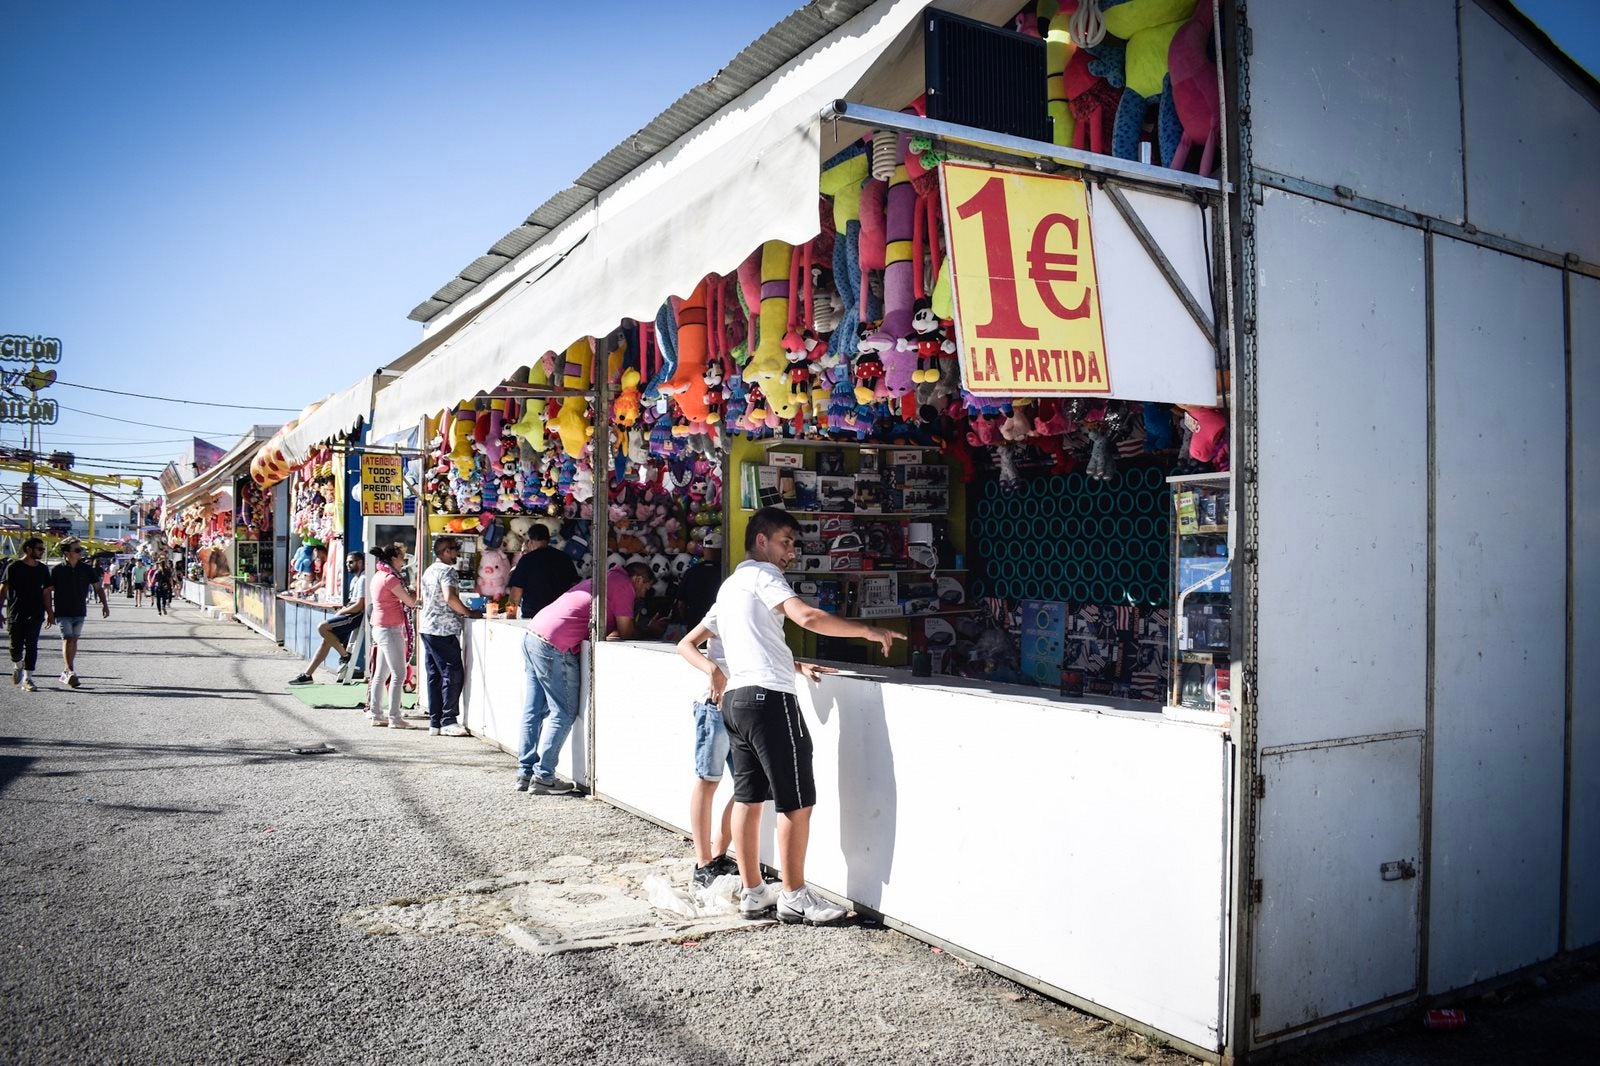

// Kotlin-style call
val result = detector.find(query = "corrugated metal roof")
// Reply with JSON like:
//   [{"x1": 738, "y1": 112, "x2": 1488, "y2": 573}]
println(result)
[{"x1": 409, "y1": 0, "x2": 880, "y2": 323}]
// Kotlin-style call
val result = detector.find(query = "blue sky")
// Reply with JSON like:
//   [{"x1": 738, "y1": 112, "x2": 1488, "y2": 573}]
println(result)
[{"x1": 0, "y1": 0, "x2": 1595, "y2": 517}]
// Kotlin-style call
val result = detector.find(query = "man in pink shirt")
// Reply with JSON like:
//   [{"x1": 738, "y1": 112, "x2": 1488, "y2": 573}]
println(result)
[{"x1": 516, "y1": 562, "x2": 653, "y2": 793}]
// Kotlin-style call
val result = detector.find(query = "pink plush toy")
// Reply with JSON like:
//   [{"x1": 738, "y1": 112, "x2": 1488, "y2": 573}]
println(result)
[
  {"x1": 1167, "y1": 0, "x2": 1219, "y2": 174},
  {"x1": 476, "y1": 547, "x2": 510, "y2": 599}
]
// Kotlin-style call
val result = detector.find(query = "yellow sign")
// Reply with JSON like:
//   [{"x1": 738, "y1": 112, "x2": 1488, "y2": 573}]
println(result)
[
  {"x1": 941, "y1": 162, "x2": 1110, "y2": 396},
  {"x1": 360, "y1": 454, "x2": 405, "y2": 517}
]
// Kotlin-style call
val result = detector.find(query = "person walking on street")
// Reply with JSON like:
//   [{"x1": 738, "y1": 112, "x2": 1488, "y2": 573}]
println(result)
[
  {"x1": 418, "y1": 537, "x2": 482, "y2": 737},
  {"x1": 0, "y1": 537, "x2": 56, "y2": 692},
  {"x1": 677, "y1": 507, "x2": 901, "y2": 925},
  {"x1": 130, "y1": 557, "x2": 148, "y2": 608},
  {"x1": 515, "y1": 562, "x2": 653, "y2": 794},
  {"x1": 152, "y1": 559, "x2": 174, "y2": 615},
  {"x1": 47, "y1": 538, "x2": 109, "y2": 688},
  {"x1": 288, "y1": 552, "x2": 366, "y2": 685},
  {"x1": 365, "y1": 544, "x2": 418, "y2": 729},
  {"x1": 504, "y1": 524, "x2": 576, "y2": 619}
]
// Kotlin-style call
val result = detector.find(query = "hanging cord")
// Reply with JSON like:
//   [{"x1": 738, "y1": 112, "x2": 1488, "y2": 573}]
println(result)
[{"x1": 1069, "y1": 0, "x2": 1106, "y2": 47}]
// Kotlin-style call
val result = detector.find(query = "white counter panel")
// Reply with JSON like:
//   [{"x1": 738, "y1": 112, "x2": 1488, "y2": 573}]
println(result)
[
  {"x1": 461, "y1": 619, "x2": 589, "y2": 787},
  {"x1": 592, "y1": 642, "x2": 1230, "y2": 1050}
]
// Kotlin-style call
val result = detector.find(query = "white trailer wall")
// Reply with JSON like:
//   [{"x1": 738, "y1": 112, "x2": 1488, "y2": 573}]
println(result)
[
  {"x1": 1429, "y1": 239, "x2": 1567, "y2": 991},
  {"x1": 1249, "y1": 191, "x2": 1429, "y2": 1042},
  {"x1": 1244, "y1": 0, "x2": 1598, "y2": 1047},
  {"x1": 1568, "y1": 274, "x2": 1600, "y2": 951}
]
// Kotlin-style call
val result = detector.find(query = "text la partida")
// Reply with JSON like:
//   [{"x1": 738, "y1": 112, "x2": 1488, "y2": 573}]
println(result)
[{"x1": 967, "y1": 345, "x2": 1106, "y2": 387}]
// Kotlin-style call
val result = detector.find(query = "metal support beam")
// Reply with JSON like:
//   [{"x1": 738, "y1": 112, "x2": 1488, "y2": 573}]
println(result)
[
  {"x1": 822, "y1": 100, "x2": 1233, "y2": 199},
  {"x1": 1101, "y1": 183, "x2": 1217, "y2": 347}
]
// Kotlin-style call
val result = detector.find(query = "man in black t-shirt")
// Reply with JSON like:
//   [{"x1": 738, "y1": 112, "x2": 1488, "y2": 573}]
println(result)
[
  {"x1": 0, "y1": 537, "x2": 55, "y2": 691},
  {"x1": 505, "y1": 525, "x2": 578, "y2": 619},
  {"x1": 48, "y1": 538, "x2": 109, "y2": 689}
]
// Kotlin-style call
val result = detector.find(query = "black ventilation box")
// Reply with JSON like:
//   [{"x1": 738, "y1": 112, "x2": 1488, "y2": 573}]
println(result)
[{"x1": 924, "y1": 8, "x2": 1049, "y2": 142}]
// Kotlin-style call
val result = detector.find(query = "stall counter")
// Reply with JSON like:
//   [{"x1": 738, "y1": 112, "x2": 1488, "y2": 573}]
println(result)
[
  {"x1": 591, "y1": 640, "x2": 1231, "y2": 1051},
  {"x1": 460, "y1": 617, "x2": 590, "y2": 788},
  {"x1": 277, "y1": 594, "x2": 341, "y2": 669}
]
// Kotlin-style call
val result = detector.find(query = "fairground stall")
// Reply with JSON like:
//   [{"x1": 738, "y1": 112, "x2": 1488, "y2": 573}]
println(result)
[
  {"x1": 356, "y1": 1, "x2": 1596, "y2": 1060},
  {"x1": 163, "y1": 428, "x2": 279, "y2": 615}
]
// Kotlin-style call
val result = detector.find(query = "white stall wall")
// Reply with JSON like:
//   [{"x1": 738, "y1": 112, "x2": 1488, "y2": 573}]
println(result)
[
  {"x1": 1254, "y1": 191, "x2": 1429, "y2": 750},
  {"x1": 1429, "y1": 238, "x2": 1566, "y2": 992},
  {"x1": 1252, "y1": 736, "x2": 1423, "y2": 1041},
  {"x1": 461, "y1": 619, "x2": 590, "y2": 787},
  {"x1": 593, "y1": 643, "x2": 1232, "y2": 1051},
  {"x1": 1247, "y1": 0, "x2": 1464, "y2": 221},
  {"x1": 1568, "y1": 273, "x2": 1600, "y2": 951},
  {"x1": 1460, "y1": 2, "x2": 1600, "y2": 266}
]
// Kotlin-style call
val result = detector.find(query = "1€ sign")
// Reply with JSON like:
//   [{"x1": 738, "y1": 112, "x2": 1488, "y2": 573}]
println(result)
[{"x1": 940, "y1": 163, "x2": 1110, "y2": 397}]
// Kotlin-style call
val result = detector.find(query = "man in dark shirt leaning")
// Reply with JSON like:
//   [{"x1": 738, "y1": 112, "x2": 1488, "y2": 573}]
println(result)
[
  {"x1": 505, "y1": 524, "x2": 578, "y2": 619},
  {"x1": 0, "y1": 537, "x2": 55, "y2": 691},
  {"x1": 48, "y1": 538, "x2": 109, "y2": 689}
]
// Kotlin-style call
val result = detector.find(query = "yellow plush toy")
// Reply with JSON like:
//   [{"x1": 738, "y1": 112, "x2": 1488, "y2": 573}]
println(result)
[
  {"x1": 746, "y1": 242, "x2": 792, "y2": 387},
  {"x1": 449, "y1": 404, "x2": 475, "y2": 477},
  {"x1": 508, "y1": 398, "x2": 547, "y2": 452},
  {"x1": 552, "y1": 396, "x2": 592, "y2": 457}
]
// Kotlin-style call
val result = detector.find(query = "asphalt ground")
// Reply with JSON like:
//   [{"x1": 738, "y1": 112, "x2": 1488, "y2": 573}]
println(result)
[{"x1": 1, "y1": 600, "x2": 1593, "y2": 1065}]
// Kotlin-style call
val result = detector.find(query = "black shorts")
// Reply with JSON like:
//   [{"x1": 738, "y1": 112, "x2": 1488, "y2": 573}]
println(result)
[
  {"x1": 325, "y1": 615, "x2": 359, "y2": 641},
  {"x1": 722, "y1": 686, "x2": 815, "y2": 813}
]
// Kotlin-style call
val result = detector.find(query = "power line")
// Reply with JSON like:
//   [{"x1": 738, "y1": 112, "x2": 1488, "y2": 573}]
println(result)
[
  {"x1": 46, "y1": 402, "x2": 252, "y2": 438},
  {"x1": 55, "y1": 379, "x2": 302, "y2": 412}
]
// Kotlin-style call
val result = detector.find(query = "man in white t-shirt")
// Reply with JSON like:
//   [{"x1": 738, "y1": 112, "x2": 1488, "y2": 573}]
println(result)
[{"x1": 677, "y1": 507, "x2": 902, "y2": 925}]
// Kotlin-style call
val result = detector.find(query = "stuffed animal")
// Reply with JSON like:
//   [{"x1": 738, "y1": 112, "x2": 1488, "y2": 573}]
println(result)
[
  {"x1": 509, "y1": 397, "x2": 549, "y2": 453},
  {"x1": 854, "y1": 322, "x2": 888, "y2": 404},
  {"x1": 746, "y1": 242, "x2": 793, "y2": 387},
  {"x1": 1166, "y1": 0, "x2": 1218, "y2": 173},
  {"x1": 612, "y1": 367, "x2": 643, "y2": 429},
  {"x1": 449, "y1": 405, "x2": 475, "y2": 477},
  {"x1": 869, "y1": 136, "x2": 921, "y2": 396},
  {"x1": 663, "y1": 280, "x2": 712, "y2": 422},
  {"x1": 476, "y1": 548, "x2": 510, "y2": 599}
]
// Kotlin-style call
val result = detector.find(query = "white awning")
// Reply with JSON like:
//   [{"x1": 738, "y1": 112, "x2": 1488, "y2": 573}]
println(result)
[
  {"x1": 277, "y1": 374, "x2": 376, "y2": 466},
  {"x1": 369, "y1": 0, "x2": 936, "y2": 439}
]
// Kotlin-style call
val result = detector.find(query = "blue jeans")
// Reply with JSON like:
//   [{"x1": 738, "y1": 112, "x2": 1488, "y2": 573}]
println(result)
[
  {"x1": 518, "y1": 632, "x2": 580, "y2": 779},
  {"x1": 693, "y1": 700, "x2": 735, "y2": 780},
  {"x1": 420, "y1": 632, "x2": 464, "y2": 728}
]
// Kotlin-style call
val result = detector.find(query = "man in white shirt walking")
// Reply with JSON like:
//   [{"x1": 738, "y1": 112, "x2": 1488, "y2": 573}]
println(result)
[{"x1": 677, "y1": 507, "x2": 902, "y2": 925}]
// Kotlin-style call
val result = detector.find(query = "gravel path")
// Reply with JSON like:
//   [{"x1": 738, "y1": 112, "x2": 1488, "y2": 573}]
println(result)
[
  {"x1": 6, "y1": 602, "x2": 1591, "y2": 1065},
  {"x1": 0, "y1": 602, "x2": 1186, "y2": 1066}
]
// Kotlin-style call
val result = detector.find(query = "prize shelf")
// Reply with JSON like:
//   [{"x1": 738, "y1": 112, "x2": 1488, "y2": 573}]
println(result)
[
  {"x1": 783, "y1": 569, "x2": 969, "y2": 579},
  {"x1": 741, "y1": 509, "x2": 945, "y2": 516}
]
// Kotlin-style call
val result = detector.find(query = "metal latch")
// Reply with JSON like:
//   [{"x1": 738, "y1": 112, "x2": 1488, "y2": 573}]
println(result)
[{"x1": 1380, "y1": 860, "x2": 1417, "y2": 882}]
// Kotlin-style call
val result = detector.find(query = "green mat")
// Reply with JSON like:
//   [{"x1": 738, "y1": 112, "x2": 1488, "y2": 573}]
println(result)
[{"x1": 286, "y1": 683, "x2": 418, "y2": 710}]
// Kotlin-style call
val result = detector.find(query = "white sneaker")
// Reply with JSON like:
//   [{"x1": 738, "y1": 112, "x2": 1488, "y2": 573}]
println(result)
[
  {"x1": 368, "y1": 718, "x2": 388, "y2": 727},
  {"x1": 440, "y1": 723, "x2": 469, "y2": 737},
  {"x1": 58, "y1": 672, "x2": 71, "y2": 685},
  {"x1": 739, "y1": 881, "x2": 781, "y2": 919},
  {"x1": 777, "y1": 885, "x2": 847, "y2": 926},
  {"x1": 387, "y1": 719, "x2": 418, "y2": 730},
  {"x1": 427, "y1": 726, "x2": 442, "y2": 736}
]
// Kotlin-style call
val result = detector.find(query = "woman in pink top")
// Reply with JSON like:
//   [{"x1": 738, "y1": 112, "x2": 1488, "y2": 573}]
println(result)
[{"x1": 366, "y1": 544, "x2": 418, "y2": 728}]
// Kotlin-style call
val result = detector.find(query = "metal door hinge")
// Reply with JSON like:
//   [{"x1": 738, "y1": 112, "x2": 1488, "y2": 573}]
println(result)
[
  {"x1": 1250, "y1": 879, "x2": 1263, "y2": 905},
  {"x1": 1254, "y1": 774, "x2": 1266, "y2": 799},
  {"x1": 1380, "y1": 859, "x2": 1418, "y2": 881}
]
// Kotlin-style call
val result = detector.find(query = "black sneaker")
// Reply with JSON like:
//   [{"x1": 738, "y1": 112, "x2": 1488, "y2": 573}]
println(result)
[
  {"x1": 337, "y1": 651, "x2": 352, "y2": 667},
  {"x1": 288, "y1": 674, "x2": 314, "y2": 686},
  {"x1": 530, "y1": 776, "x2": 575, "y2": 795},
  {"x1": 693, "y1": 863, "x2": 719, "y2": 889}
]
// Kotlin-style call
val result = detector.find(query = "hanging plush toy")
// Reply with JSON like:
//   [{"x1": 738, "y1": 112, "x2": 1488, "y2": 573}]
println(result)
[
  {"x1": 449, "y1": 405, "x2": 475, "y2": 477},
  {"x1": 853, "y1": 322, "x2": 887, "y2": 404},
  {"x1": 903, "y1": 298, "x2": 955, "y2": 384},
  {"x1": 702, "y1": 358, "x2": 725, "y2": 424},
  {"x1": 612, "y1": 367, "x2": 643, "y2": 428},
  {"x1": 663, "y1": 279, "x2": 712, "y2": 422},
  {"x1": 869, "y1": 135, "x2": 920, "y2": 397}
]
